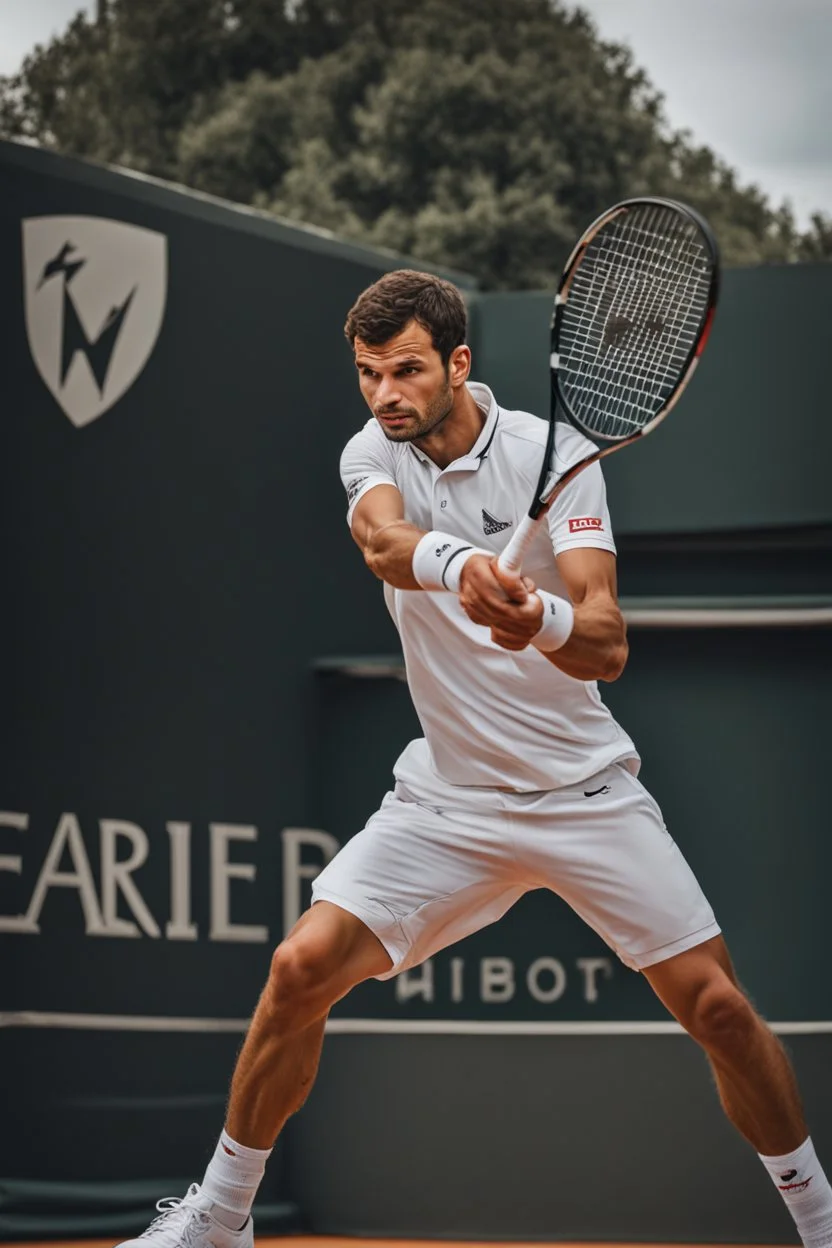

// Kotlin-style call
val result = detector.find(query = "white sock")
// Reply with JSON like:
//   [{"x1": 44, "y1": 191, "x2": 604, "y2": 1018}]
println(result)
[
  {"x1": 759, "y1": 1137, "x2": 832, "y2": 1247},
  {"x1": 201, "y1": 1129, "x2": 272, "y2": 1229}
]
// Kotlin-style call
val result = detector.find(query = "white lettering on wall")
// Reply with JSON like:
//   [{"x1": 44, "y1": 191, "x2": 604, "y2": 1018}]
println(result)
[
  {"x1": 2, "y1": 811, "x2": 341, "y2": 944},
  {"x1": 0, "y1": 811, "x2": 30, "y2": 933},
  {"x1": 526, "y1": 956, "x2": 566, "y2": 1004},
  {"x1": 396, "y1": 961, "x2": 434, "y2": 1003},
  {"x1": 166, "y1": 822, "x2": 197, "y2": 941},
  {"x1": 392, "y1": 956, "x2": 616, "y2": 1008},
  {"x1": 24, "y1": 813, "x2": 107, "y2": 935},
  {"x1": 577, "y1": 957, "x2": 613, "y2": 1003},
  {"x1": 100, "y1": 819, "x2": 161, "y2": 938},
  {"x1": 450, "y1": 956, "x2": 465, "y2": 1004},
  {"x1": 281, "y1": 827, "x2": 340, "y2": 936},
  {"x1": 481, "y1": 957, "x2": 515, "y2": 1003},
  {"x1": 209, "y1": 823, "x2": 268, "y2": 943},
  {"x1": 0, "y1": 810, "x2": 619, "y2": 1013}
]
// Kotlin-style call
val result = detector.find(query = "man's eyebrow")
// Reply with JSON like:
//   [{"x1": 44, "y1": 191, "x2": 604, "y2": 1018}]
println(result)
[{"x1": 355, "y1": 355, "x2": 426, "y2": 368}]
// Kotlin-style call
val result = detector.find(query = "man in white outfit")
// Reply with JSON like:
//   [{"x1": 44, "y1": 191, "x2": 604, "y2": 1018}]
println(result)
[{"x1": 121, "y1": 270, "x2": 832, "y2": 1248}]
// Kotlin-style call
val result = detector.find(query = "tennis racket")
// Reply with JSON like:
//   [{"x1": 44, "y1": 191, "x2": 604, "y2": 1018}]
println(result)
[{"x1": 497, "y1": 196, "x2": 720, "y2": 575}]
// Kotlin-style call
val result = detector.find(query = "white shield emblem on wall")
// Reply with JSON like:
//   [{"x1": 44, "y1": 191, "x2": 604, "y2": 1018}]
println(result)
[{"x1": 22, "y1": 216, "x2": 168, "y2": 428}]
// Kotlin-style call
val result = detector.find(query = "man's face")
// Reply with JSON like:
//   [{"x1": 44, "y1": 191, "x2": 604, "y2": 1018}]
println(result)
[{"x1": 354, "y1": 320, "x2": 455, "y2": 443}]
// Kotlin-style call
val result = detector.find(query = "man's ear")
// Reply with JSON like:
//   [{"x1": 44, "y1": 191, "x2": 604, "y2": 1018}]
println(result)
[{"x1": 448, "y1": 343, "x2": 472, "y2": 388}]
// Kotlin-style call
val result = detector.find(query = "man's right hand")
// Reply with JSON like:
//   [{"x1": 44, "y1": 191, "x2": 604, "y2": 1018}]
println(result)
[{"x1": 458, "y1": 555, "x2": 543, "y2": 650}]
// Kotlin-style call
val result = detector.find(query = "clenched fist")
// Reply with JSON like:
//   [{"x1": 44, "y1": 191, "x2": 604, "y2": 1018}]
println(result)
[{"x1": 458, "y1": 555, "x2": 544, "y2": 651}]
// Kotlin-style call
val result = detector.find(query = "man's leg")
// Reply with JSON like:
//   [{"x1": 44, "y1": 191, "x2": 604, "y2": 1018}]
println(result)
[
  {"x1": 645, "y1": 935, "x2": 832, "y2": 1246},
  {"x1": 203, "y1": 766, "x2": 525, "y2": 1236},
  {"x1": 118, "y1": 901, "x2": 391, "y2": 1245},
  {"x1": 514, "y1": 762, "x2": 830, "y2": 1243},
  {"x1": 645, "y1": 935, "x2": 804, "y2": 1151},
  {"x1": 225, "y1": 901, "x2": 392, "y2": 1148}
]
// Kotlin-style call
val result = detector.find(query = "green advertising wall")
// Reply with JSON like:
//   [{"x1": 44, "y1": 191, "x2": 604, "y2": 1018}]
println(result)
[
  {"x1": 0, "y1": 140, "x2": 471, "y2": 1238},
  {"x1": 1, "y1": 139, "x2": 830, "y2": 1243},
  {"x1": 472, "y1": 274, "x2": 832, "y2": 536}
]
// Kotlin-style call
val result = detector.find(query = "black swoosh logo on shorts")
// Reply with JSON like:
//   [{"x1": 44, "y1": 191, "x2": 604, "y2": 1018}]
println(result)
[{"x1": 584, "y1": 784, "x2": 611, "y2": 797}]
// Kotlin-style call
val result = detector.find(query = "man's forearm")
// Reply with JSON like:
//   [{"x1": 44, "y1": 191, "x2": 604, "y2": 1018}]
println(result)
[
  {"x1": 361, "y1": 520, "x2": 426, "y2": 589},
  {"x1": 540, "y1": 597, "x2": 628, "y2": 682},
  {"x1": 362, "y1": 524, "x2": 492, "y2": 594}
]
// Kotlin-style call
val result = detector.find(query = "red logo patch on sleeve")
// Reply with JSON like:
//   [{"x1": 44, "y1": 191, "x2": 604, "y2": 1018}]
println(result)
[{"x1": 568, "y1": 516, "x2": 604, "y2": 532}]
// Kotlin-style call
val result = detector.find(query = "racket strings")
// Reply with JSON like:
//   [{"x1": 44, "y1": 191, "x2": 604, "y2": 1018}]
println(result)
[
  {"x1": 576, "y1": 239, "x2": 703, "y2": 426},
  {"x1": 559, "y1": 204, "x2": 712, "y2": 439},
  {"x1": 571, "y1": 211, "x2": 708, "y2": 401},
  {"x1": 568, "y1": 227, "x2": 706, "y2": 429},
  {"x1": 564, "y1": 221, "x2": 708, "y2": 434}
]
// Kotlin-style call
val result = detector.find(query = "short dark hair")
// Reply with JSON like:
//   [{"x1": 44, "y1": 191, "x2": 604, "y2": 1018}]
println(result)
[{"x1": 344, "y1": 269, "x2": 468, "y2": 365}]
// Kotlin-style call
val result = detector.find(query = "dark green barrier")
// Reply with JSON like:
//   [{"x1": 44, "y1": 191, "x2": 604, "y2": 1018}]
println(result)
[
  {"x1": 472, "y1": 271, "x2": 832, "y2": 535},
  {"x1": 0, "y1": 139, "x2": 470, "y2": 1236},
  {"x1": 1, "y1": 138, "x2": 830, "y2": 1242}
]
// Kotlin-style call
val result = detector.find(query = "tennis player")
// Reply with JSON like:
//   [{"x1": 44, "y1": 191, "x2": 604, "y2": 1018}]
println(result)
[{"x1": 121, "y1": 271, "x2": 832, "y2": 1248}]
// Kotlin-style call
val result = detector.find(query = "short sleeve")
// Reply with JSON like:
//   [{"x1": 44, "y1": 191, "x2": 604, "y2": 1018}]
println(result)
[
  {"x1": 340, "y1": 422, "x2": 399, "y2": 526},
  {"x1": 547, "y1": 461, "x2": 617, "y2": 556}
]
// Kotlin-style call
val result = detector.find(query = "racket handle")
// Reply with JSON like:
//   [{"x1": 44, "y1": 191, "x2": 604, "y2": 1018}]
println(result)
[{"x1": 497, "y1": 514, "x2": 539, "y2": 575}]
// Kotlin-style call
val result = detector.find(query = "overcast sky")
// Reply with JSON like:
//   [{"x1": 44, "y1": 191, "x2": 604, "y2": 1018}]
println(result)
[{"x1": 1, "y1": 0, "x2": 830, "y2": 226}]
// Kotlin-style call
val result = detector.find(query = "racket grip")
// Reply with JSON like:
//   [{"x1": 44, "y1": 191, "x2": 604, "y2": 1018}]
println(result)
[{"x1": 497, "y1": 515, "x2": 539, "y2": 575}]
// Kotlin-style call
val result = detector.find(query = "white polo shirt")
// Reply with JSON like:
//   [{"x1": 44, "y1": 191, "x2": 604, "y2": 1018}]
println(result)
[{"x1": 340, "y1": 381, "x2": 639, "y2": 791}]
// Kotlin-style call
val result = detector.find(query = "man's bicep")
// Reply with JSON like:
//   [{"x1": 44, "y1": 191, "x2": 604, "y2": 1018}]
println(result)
[
  {"x1": 350, "y1": 483, "x2": 406, "y2": 550},
  {"x1": 555, "y1": 546, "x2": 619, "y2": 607},
  {"x1": 547, "y1": 462, "x2": 616, "y2": 556},
  {"x1": 340, "y1": 425, "x2": 398, "y2": 526}
]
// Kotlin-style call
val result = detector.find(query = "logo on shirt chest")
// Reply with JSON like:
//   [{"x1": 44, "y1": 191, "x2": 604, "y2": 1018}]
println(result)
[{"x1": 482, "y1": 508, "x2": 513, "y2": 536}]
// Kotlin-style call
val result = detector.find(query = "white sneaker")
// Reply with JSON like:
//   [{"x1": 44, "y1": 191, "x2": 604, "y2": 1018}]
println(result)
[{"x1": 115, "y1": 1184, "x2": 254, "y2": 1247}]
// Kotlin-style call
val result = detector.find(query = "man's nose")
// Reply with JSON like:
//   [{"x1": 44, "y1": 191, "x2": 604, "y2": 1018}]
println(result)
[{"x1": 375, "y1": 375, "x2": 402, "y2": 408}]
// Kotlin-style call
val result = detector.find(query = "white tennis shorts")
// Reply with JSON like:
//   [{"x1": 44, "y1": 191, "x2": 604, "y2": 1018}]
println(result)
[{"x1": 312, "y1": 746, "x2": 720, "y2": 976}]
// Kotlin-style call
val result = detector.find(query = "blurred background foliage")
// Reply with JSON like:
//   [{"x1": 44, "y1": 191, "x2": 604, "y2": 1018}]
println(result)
[{"x1": 3, "y1": 0, "x2": 830, "y2": 288}]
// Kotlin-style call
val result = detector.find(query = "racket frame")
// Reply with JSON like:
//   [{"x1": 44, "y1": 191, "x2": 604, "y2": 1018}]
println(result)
[{"x1": 498, "y1": 197, "x2": 720, "y2": 574}]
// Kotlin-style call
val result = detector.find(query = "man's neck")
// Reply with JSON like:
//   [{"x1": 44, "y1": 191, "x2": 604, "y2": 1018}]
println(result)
[{"x1": 413, "y1": 384, "x2": 486, "y2": 469}]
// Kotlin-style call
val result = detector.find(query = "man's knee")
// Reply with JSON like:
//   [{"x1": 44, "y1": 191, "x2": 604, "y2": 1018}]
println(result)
[
  {"x1": 683, "y1": 979, "x2": 759, "y2": 1055},
  {"x1": 261, "y1": 903, "x2": 391, "y2": 1029},
  {"x1": 265, "y1": 935, "x2": 342, "y2": 1027}
]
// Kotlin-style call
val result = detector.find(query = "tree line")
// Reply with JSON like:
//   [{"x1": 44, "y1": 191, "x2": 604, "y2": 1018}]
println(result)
[{"x1": 2, "y1": 0, "x2": 829, "y2": 288}]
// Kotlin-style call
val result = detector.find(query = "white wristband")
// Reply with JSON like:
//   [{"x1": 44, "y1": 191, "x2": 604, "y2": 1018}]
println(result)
[
  {"x1": 412, "y1": 531, "x2": 490, "y2": 593},
  {"x1": 531, "y1": 590, "x2": 575, "y2": 652}
]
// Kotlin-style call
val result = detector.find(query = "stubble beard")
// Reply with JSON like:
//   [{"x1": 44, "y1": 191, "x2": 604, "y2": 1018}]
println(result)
[{"x1": 376, "y1": 381, "x2": 454, "y2": 443}]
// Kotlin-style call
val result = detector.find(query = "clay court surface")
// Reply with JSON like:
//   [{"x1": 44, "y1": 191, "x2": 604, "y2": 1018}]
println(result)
[{"x1": 5, "y1": 1237, "x2": 791, "y2": 1248}]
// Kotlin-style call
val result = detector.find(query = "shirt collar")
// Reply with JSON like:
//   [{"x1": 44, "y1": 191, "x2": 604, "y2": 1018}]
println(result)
[{"x1": 407, "y1": 381, "x2": 499, "y2": 469}]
